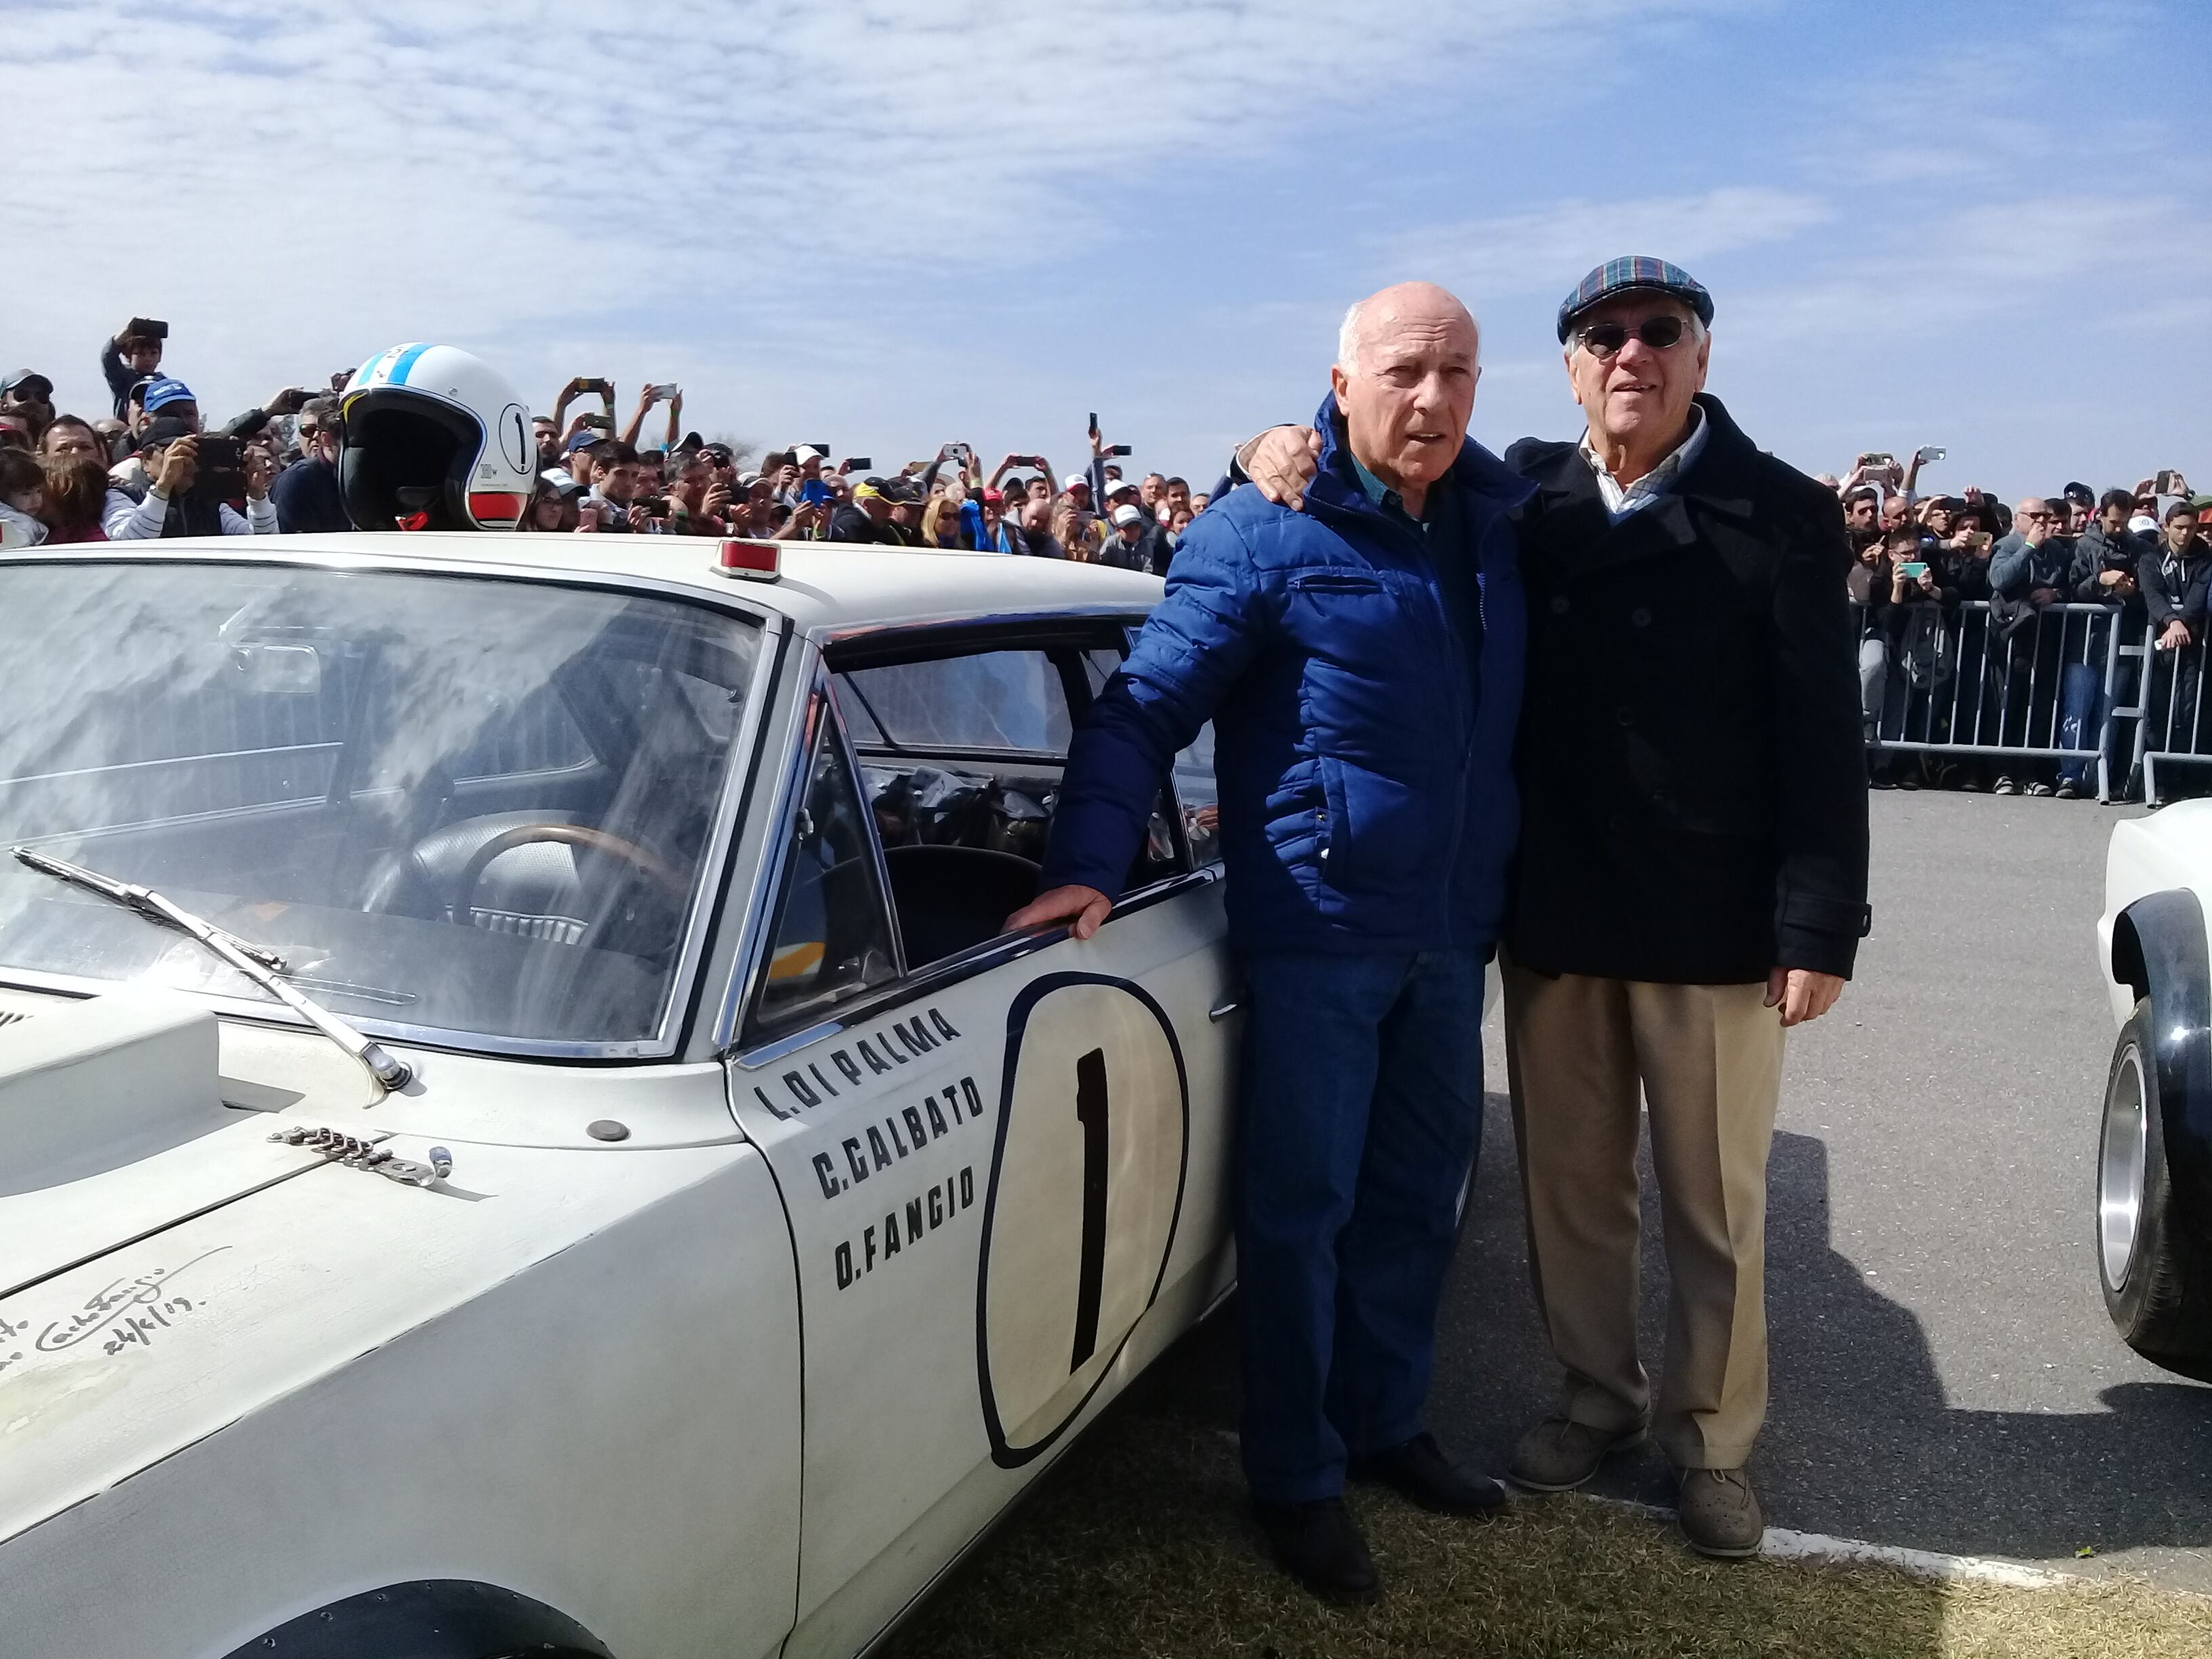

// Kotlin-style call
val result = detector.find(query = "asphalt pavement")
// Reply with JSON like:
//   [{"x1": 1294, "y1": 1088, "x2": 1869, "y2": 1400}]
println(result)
[{"x1": 1134, "y1": 789, "x2": 2212, "y2": 1591}]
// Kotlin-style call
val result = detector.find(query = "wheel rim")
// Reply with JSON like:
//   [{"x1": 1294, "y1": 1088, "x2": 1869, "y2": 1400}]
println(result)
[{"x1": 2101, "y1": 1044, "x2": 2149, "y2": 1290}]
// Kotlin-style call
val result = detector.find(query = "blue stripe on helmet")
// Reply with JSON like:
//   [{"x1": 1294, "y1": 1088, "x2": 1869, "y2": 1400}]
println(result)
[{"x1": 386, "y1": 343, "x2": 433, "y2": 386}]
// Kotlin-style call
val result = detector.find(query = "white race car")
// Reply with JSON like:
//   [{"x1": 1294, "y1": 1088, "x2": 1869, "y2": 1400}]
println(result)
[
  {"x1": 0, "y1": 535, "x2": 1241, "y2": 1658},
  {"x1": 2095, "y1": 801, "x2": 2212, "y2": 1382}
]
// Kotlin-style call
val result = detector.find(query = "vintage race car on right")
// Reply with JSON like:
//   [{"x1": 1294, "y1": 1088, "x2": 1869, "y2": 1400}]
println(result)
[{"x1": 2095, "y1": 801, "x2": 2212, "y2": 1380}]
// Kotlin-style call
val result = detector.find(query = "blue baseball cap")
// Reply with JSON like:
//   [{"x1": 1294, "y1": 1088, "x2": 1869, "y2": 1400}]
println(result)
[
  {"x1": 1557, "y1": 256, "x2": 1714, "y2": 342},
  {"x1": 562, "y1": 429, "x2": 606, "y2": 456},
  {"x1": 140, "y1": 375, "x2": 197, "y2": 412}
]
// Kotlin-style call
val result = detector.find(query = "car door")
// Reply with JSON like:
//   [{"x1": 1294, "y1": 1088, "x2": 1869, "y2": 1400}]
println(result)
[{"x1": 723, "y1": 625, "x2": 1237, "y2": 1659}]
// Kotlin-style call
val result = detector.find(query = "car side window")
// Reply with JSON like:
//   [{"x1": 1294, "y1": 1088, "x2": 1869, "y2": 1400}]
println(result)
[
  {"x1": 840, "y1": 651, "x2": 1072, "y2": 754},
  {"x1": 1175, "y1": 721, "x2": 1221, "y2": 867},
  {"x1": 747, "y1": 708, "x2": 899, "y2": 1037}
]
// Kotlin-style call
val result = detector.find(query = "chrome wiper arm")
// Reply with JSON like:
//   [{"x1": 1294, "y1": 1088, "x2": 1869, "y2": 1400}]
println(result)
[{"x1": 9, "y1": 846, "x2": 413, "y2": 1095}]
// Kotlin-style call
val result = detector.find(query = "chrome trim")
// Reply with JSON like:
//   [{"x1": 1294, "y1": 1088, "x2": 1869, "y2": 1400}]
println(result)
[
  {"x1": 832, "y1": 676, "x2": 908, "y2": 975},
  {"x1": 728, "y1": 868, "x2": 1216, "y2": 1070},
  {"x1": 647, "y1": 613, "x2": 782, "y2": 1056},
  {"x1": 714, "y1": 654, "x2": 832, "y2": 1051},
  {"x1": 1207, "y1": 996, "x2": 1244, "y2": 1023},
  {"x1": 2100, "y1": 1041, "x2": 2149, "y2": 1289},
  {"x1": 0, "y1": 555, "x2": 781, "y2": 1065}
]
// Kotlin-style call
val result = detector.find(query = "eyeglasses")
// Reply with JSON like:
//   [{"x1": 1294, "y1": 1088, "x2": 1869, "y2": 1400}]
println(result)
[
  {"x1": 2021, "y1": 510, "x2": 2058, "y2": 521},
  {"x1": 1574, "y1": 315, "x2": 1688, "y2": 357}
]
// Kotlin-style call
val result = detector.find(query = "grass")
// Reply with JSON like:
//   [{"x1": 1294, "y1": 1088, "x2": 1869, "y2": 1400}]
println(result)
[{"x1": 887, "y1": 1406, "x2": 2212, "y2": 1659}]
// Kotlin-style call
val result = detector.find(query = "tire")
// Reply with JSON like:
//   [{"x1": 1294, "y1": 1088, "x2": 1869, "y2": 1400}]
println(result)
[{"x1": 2100, "y1": 998, "x2": 2212, "y2": 1380}]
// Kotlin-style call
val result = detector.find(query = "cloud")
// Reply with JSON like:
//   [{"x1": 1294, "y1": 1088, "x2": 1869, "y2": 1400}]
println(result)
[
  {"x1": 1393, "y1": 186, "x2": 1834, "y2": 308},
  {"x1": 0, "y1": 0, "x2": 1748, "y2": 430}
]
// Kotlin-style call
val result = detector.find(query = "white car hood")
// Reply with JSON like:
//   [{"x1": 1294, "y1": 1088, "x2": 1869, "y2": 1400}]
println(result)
[{"x1": 0, "y1": 996, "x2": 752, "y2": 1551}]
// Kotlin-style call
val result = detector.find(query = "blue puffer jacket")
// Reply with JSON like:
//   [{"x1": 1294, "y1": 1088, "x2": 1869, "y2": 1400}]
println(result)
[{"x1": 1040, "y1": 392, "x2": 1532, "y2": 954}]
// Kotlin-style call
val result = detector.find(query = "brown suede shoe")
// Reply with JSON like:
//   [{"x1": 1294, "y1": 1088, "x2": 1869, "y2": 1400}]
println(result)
[
  {"x1": 1505, "y1": 1415, "x2": 1650, "y2": 1493},
  {"x1": 1675, "y1": 1467, "x2": 1764, "y2": 1558}
]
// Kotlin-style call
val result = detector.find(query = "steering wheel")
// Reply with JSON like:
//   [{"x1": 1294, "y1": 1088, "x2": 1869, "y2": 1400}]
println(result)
[{"x1": 453, "y1": 822, "x2": 691, "y2": 925}]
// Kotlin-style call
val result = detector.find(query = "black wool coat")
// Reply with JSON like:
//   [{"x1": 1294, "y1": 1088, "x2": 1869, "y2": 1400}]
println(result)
[{"x1": 1502, "y1": 393, "x2": 1870, "y2": 984}]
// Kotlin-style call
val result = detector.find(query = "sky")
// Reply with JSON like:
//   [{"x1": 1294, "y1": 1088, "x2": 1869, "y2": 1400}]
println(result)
[{"x1": 4, "y1": 0, "x2": 2207, "y2": 501}]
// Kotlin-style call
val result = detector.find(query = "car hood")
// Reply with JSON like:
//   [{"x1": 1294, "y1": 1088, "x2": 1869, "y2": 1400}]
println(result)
[{"x1": 0, "y1": 994, "x2": 750, "y2": 1549}]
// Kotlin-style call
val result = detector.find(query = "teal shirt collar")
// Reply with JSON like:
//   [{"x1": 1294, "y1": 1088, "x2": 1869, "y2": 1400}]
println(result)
[{"x1": 1351, "y1": 453, "x2": 1412, "y2": 517}]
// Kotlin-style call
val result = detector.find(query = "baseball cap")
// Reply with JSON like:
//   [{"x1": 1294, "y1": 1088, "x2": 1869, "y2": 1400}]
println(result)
[
  {"x1": 1110, "y1": 504, "x2": 1143, "y2": 527},
  {"x1": 1, "y1": 369, "x2": 54, "y2": 400},
  {"x1": 736, "y1": 470, "x2": 763, "y2": 489},
  {"x1": 2062, "y1": 481, "x2": 2094, "y2": 508},
  {"x1": 981, "y1": 487, "x2": 1005, "y2": 505},
  {"x1": 1103, "y1": 476, "x2": 1140, "y2": 497},
  {"x1": 1062, "y1": 472, "x2": 1091, "y2": 491},
  {"x1": 562, "y1": 429, "x2": 605, "y2": 456},
  {"x1": 1557, "y1": 256, "x2": 1715, "y2": 342},
  {"x1": 140, "y1": 376, "x2": 197, "y2": 413},
  {"x1": 541, "y1": 468, "x2": 589, "y2": 499},
  {"x1": 792, "y1": 445, "x2": 825, "y2": 465}
]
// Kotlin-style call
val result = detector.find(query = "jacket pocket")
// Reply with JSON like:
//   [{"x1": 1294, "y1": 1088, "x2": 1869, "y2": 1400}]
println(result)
[
  {"x1": 1288, "y1": 570, "x2": 1385, "y2": 598},
  {"x1": 1317, "y1": 753, "x2": 1433, "y2": 894}
]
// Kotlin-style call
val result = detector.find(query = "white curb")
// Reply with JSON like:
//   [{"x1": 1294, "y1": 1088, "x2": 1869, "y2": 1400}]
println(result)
[{"x1": 1582, "y1": 1496, "x2": 2073, "y2": 1589}]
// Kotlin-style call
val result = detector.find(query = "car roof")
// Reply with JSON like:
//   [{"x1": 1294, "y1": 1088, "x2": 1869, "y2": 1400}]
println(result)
[{"x1": 7, "y1": 533, "x2": 1165, "y2": 638}]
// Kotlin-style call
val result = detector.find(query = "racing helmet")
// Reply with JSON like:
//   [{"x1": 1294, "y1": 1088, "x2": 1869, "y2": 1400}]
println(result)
[{"x1": 338, "y1": 344, "x2": 533, "y2": 531}]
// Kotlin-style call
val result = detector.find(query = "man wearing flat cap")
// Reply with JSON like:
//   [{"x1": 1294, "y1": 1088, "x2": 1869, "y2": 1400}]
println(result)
[{"x1": 1238, "y1": 256, "x2": 1870, "y2": 1559}]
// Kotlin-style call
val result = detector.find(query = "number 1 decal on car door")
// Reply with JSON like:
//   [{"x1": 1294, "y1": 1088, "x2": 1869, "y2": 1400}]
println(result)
[{"x1": 976, "y1": 972, "x2": 1189, "y2": 1467}]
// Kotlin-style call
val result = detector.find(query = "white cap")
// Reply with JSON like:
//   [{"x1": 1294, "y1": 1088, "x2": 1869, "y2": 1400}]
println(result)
[
  {"x1": 1063, "y1": 472, "x2": 1090, "y2": 491},
  {"x1": 1111, "y1": 504, "x2": 1143, "y2": 527},
  {"x1": 1103, "y1": 475, "x2": 1140, "y2": 497},
  {"x1": 792, "y1": 446, "x2": 825, "y2": 464}
]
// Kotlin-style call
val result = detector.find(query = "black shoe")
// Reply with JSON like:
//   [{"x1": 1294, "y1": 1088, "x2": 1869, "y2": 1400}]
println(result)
[
  {"x1": 1252, "y1": 1497, "x2": 1380, "y2": 1602},
  {"x1": 2055, "y1": 777, "x2": 2083, "y2": 800},
  {"x1": 1349, "y1": 1431, "x2": 1509, "y2": 1518}
]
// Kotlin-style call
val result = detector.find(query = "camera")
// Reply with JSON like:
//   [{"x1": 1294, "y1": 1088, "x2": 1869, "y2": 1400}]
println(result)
[
  {"x1": 190, "y1": 435, "x2": 245, "y2": 504},
  {"x1": 640, "y1": 495, "x2": 672, "y2": 516}
]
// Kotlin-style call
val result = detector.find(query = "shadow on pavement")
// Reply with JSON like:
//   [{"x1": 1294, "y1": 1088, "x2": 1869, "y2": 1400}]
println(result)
[{"x1": 1140, "y1": 1110, "x2": 2212, "y2": 1574}]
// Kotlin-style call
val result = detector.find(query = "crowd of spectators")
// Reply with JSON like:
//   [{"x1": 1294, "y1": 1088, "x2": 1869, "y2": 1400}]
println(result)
[
  {"x1": 1825, "y1": 448, "x2": 2211, "y2": 800},
  {"x1": 0, "y1": 321, "x2": 1206, "y2": 577},
  {"x1": 8, "y1": 319, "x2": 2209, "y2": 800}
]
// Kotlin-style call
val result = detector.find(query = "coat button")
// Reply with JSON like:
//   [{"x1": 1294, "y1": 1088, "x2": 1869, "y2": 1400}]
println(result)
[
  {"x1": 1549, "y1": 595, "x2": 1570, "y2": 615},
  {"x1": 1631, "y1": 607, "x2": 1652, "y2": 628}
]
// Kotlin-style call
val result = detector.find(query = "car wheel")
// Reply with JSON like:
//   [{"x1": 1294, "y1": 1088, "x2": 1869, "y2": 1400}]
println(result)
[{"x1": 2100, "y1": 998, "x2": 2212, "y2": 1380}]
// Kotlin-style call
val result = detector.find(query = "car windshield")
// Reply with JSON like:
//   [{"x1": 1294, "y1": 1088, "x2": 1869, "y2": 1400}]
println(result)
[{"x1": 0, "y1": 561, "x2": 762, "y2": 1052}]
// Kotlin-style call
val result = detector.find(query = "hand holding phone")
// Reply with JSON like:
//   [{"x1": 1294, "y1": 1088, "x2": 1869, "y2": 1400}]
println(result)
[
  {"x1": 2156, "y1": 469, "x2": 2186, "y2": 495},
  {"x1": 1915, "y1": 445, "x2": 1945, "y2": 465}
]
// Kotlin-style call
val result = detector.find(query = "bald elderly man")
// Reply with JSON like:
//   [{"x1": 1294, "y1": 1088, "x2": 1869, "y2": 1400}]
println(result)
[{"x1": 1010, "y1": 282, "x2": 1525, "y2": 1600}]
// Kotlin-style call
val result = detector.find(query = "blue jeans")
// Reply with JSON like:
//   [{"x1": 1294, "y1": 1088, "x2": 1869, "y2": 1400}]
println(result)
[{"x1": 1235, "y1": 947, "x2": 1484, "y2": 1502}]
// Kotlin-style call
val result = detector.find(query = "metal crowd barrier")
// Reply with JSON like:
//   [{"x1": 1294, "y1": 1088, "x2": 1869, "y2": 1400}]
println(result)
[{"x1": 1856, "y1": 600, "x2": 2212, "y2": 804}]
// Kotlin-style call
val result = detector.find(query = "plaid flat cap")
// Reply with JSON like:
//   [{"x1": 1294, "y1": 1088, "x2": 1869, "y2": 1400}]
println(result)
[{"x1": 1556, "y1": 256, "x2": 1715, "y2": 342}]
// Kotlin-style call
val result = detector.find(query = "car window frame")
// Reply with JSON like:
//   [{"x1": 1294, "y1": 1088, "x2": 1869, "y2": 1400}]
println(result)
[
  {"x1": 0, "y1": 550, "x2": 785, "y2": 1065},
  {"x1": 724, "y1": 615, "x2": 1221, "y2": 1071}
]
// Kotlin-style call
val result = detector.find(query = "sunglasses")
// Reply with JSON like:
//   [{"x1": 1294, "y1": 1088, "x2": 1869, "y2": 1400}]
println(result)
[{"x1": 1575, "y1": 315, "x2": 1689, "y2": 357}]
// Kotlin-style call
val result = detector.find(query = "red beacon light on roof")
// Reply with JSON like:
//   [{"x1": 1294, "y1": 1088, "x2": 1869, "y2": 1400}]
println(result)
[{"x1": 716, "y1": 539, "x2": 782, "y2": 582}]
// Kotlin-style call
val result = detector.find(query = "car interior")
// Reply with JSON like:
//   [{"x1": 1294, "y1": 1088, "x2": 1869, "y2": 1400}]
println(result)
[{"x1": 744, "y1": 628, "x2": 1203, "y2": 1040}]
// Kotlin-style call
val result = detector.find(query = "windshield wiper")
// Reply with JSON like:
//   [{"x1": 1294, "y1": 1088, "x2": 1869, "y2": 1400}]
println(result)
[{"x1": 9, "y1": 846, "x2": 414, "y2": 1095}]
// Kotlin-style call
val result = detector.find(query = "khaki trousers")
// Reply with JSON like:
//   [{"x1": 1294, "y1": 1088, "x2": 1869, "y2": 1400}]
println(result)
[{"x1": 1502, "y1": 964, "x2": 1786, "y2": 1470}]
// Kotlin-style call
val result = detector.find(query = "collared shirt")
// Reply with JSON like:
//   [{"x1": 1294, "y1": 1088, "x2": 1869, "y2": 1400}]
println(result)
[{"x1": 1578, "y1": 405, "x2": 1708, "y2": 522}]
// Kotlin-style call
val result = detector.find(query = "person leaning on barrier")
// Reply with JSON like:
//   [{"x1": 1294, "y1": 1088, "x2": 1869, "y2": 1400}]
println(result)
[
  {"x1": 2137, "y1": 501, "x2": 2212, "y2": 769},
  {"x1": 1235, "y1": 256, "x2": 1870, "y2": 1560}
]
